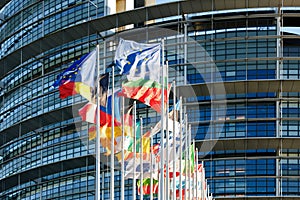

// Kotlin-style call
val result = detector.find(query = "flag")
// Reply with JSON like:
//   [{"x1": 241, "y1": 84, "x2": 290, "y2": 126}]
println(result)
[
  {"x1": 78, "y1": 73, "x2": 109, "y2": 124},
  {"x1": 52, "y1": 49, "x2": 97, "y2": 101},
  {"x1": 119, "y1": 78, "x2": 170, "y2": 113},
  {"x1": 114, "y1": 38, "x2": 161, "y2": 82},
  {"x1": 165, "y1": 160, "x2": 186, "y2": 178},
  {"x1": 98, "y1": 73, "x2": 109, "y2": 105},
  {"x1": 100, "y1": 102, "x2": 134, "y2": 154},
  {"x1": 169, "y1": 163, "x2": 209, "y2": 199},
  {"x1": 194, "y1": 164, "x2": 204, "y2": 198},
  {"x1": 170, "y1": 174, "x2": 199, "y2": 199},
  {"x1": 115, "y1": 38, "x2": 170, "y2": 113},
  {"x1": 150, "y1": 100, "x2": 181, "y2": 136},
  {"x1": 79, "y1": 102, "x2": 97, "y2": 124},
  {"x1": 79, "y1": 87, "x2": 121, "y2": 127},
  {"x1": 122, "y1": 126, "x2": 158, "y2": 179},
  {"x1": 183, "y1": 144, "x2": 195, "y2": 174},
  {"x1": 123, "y1": 156, "x2": 158, "y2": 179},
  {"x1": 183, "y1": 144, "x2": 195, "y2": 176},
  {"x1": 162, "y1": 119, "x2": 185, "y2": 161},
  {"x1": 116, "y1": 130, "x2": 151, "y2": 162},
  {"x1": 150, "y1": 118, "x2": 185, "y2": 163},
  {"x1": 115, "y1": 122, "x2": 151, "y2": 161},
  {"x1": 124, "y1": 122, "x2": 149, "y2": 152},
  {"x1": 168, "y1": 100, "x2": 181, "y2": 121},
  {"x1": 170, "y1": 177, "x2": 192, "y2": 199},
  {"x1": 137, "y1": 178, "x2": 159, "y2": 195},
  {"x1": 80, "y1": 89, "x2": 134, "y2": 154}
]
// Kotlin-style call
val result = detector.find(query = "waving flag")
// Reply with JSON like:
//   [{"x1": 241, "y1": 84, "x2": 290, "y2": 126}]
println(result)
[
  {"x1": 115, "y1": 38, "x2": 169, "y2": 113},
  {"x1": 78, "y1": 73, "x2": 109, "y2": 124},
  {"x1": 116, "y1": 130, "x2": 151, "y2": 162},
  {"x1": 149, "y1": 100, "x2": 182, "y2": 137},
  {"x1": 151, "y1": 118, "x2": 185, "y2": 164},
  {"x1": 170, "y1": 164, "x2": 206, "y2": 199},
  {"x1": 79, "y1": 87, "x2": 120, "y2": 127},
  {"x1": 119, "y1": 78, "x2": 170, "y2": 113},
  {"x1": 115, "y1": 38, "x2": 161, "y2": 82},
  {"x1": 137, "y1": 178, "x2": 159, "y2": 195},
  {"x1": 52, "y1": 49, "x2": 97, "y2": 101},
  {"x1": 81, "y1": 92, "x2": 135, "y2": 155},
  {"x1": 183, "y1": 144, "x2": 195, "y2": 174},
  {"x1": 123, "y1": 155, "x2": 158, "y2": 180}
]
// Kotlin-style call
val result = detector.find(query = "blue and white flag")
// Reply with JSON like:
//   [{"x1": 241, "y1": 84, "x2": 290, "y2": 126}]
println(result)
[
  {"x1": 161, "y1": 119, "x2": 186, "y2": 161},
  {"x1": 124, "y1": 156, "x2": 158, "y2": 180},
  {"x1": 114, "y1": 38, "x2": 161, "y2": 82}
]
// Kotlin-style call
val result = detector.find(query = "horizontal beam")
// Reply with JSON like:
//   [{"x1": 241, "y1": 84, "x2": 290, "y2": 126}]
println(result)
[
  {"x1": 177, "y1": 79, "x2": 300, "y2": 97},
  {"x1": 196, "y1": 137, "x2": 300, "y2": 152}
]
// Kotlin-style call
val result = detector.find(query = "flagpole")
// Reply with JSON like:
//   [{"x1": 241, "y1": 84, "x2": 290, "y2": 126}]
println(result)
[
  {"x1": 165, "y1": 60, "x2": 169, "y2": 200},
  {"x1": 150, "y1": 127, "x2": 153, "y2": 200},
  {"x1": 110, "y1": 65, "x2": 115, "y2": 200},
  {"x1": 102, "y1": 41, "x2": 106, "y2": 200},
  {"x1": 133, "y1": 101, "x2": 137, "y2": 200},
  {"x1": 172, "y1": 80, "x2": 176, "y2": 200},
  {"x1": 202, "y1": 161, "x2": 205, "y2": 200},
  {"x1": 192, "y1": 138, "x2": 195, "y2": 200},
  {"x1": 195, "y1": 147, "x2": 199, "y2": 200},
  {"x1": 207, "y1": 182, "x2": 210, "y2": 199},
  {"x1": 159, "y1": 38, "x2": 165, "y2": 200},
  {"x1": 150, "y1": 128, "x2": 153, "y2": 200},
  {"x1": 101, "y1": 171, "x2": 104, "y2": 200},
  {"x1": 188, "y1": 124, "x2": 191, "y2": 200},
  {"x1": 95, "y1": 44, "x2": 101, "y2": 200},
  {"x1": 121, "y1": 96, "x2": 125, "y2": 200},
  {"x1": 140, "y1": 117, "x2": 144, "y2": 200},
  {"x1": 184, "y1": 113, "x2": 188, "y2": 200},
  {"x1": 179, "y1": 96, "x2": 183, "y2": 200}
]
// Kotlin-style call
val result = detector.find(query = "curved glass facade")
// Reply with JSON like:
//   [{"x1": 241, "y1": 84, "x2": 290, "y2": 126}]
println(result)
[{"x1": 1, "y1": 0, "x2": 300, "y2": 199}]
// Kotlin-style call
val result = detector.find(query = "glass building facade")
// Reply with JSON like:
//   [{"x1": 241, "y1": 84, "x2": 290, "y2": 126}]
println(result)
[{"x1": 1, "y1": 0, "x2": 300, "y2": 199}]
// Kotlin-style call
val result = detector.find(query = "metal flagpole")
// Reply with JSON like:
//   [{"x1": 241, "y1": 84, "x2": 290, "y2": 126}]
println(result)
[
  {"x1": 121, "y1": 96, "x2": 125, "y2": 200},
  {"x1": 195, "y1": 147, "x2": 199, "y2": 200},
  {"x1": 188, "y1": 124, "x2": 192, "y2": 200},
  {"x1": 101, "y1": 41, "x2": 106, "y2": 200},
  {"x1": 202, "y1": 161, "x2": 205, "y2": 200},
  {"x1": 172, "y1": 80, "x2": 176, "y2": 200},
  {"x1": 192, "y1": 139, "x2": 195, "y2": 200},
  {"x1": 95, "y1": 44, "x2": 101, "y2": 200},
  {"x1": 207, "y1": 182, "x2": 210, "y2": 199},
  {"x1": 159, "y1": 39, "x2": 165, "y2": 200},
  {"x1": 179, "y1": 96, "x2": 183, "y2": 200},
  {"x1": 184, "y1": 114, "x2": 188, "y2": 200},
  {"x1": 140, "y1": 117, "x2": 144, "y2": 200},
  {"x1": 133, "y1": 101, "x2": 137, "y2": 200},
  {"x1": 150, "y1": 128, "x2": 153, "y2": 200},
  {"x1": 165, "y1": 60, "x2": 169, "y2": 200},
  {"x1": 101, "y1": 171, "x2": 104, "y2": 200},
  {"x1": 110, "y1": 65, "x2": 115, "y2": 200}
]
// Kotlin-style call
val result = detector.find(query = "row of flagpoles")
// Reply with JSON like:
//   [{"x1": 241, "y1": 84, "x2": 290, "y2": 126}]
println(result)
[{"x1": 52, "y1": 38, "x2": 214, "y2": 200}]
